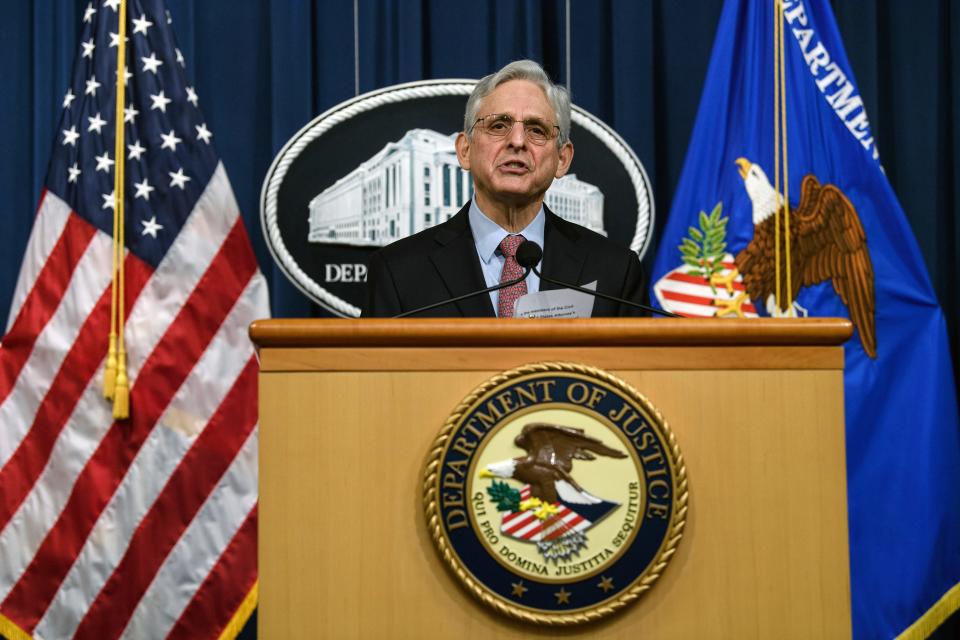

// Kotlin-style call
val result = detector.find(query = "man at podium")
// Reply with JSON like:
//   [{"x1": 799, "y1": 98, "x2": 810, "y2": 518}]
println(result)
[{"x1": 362, "y1": 59, "x2": 646, "y2": 318}]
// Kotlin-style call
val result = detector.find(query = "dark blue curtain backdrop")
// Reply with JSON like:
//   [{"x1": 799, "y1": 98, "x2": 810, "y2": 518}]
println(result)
[
  {"x1": 1, "y1": 1, "x2": 958, "y2": 637},
  {"x1": 4, "y1": 1, "x2": 957, "y2": 350}
]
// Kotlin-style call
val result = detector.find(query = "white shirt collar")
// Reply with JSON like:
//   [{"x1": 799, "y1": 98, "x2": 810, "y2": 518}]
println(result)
[{"x1": 468, "y1": 198, "x2": 546, "y2": 263}]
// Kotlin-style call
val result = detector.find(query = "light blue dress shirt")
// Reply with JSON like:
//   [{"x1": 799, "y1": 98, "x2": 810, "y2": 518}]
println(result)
[{"x1": 468, "y1": 199, "x2": 545, "y2": 315}]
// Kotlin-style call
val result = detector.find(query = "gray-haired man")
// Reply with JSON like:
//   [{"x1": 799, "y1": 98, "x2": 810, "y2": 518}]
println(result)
[{"x1": 363, "y1": 60, "x2": 645, "y2": 318}]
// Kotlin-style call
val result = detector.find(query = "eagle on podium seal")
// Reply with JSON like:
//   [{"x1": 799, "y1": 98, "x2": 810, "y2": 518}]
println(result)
[{"x1": 423, "y1": 363, "x2": 687, "y2": 624}]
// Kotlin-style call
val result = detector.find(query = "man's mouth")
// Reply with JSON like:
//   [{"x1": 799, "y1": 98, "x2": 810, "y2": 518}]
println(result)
[{"x1": 499, "y1": 160, "x2": 528, "y2": 173}]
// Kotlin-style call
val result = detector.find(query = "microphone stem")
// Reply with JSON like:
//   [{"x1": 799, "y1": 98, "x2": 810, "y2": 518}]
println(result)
[{"x1": 393, "y1": 268, "x2": 532, "y2": 318}]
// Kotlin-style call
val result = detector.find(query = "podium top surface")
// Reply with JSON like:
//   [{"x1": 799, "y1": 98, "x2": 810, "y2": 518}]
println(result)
[{"x1": 249, "y1": 317, "x2": 853, "y2": 349}]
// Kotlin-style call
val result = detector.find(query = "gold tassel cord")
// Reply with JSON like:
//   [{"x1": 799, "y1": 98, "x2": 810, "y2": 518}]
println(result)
[
  {"x1": 778, "y1": 0, "x2": 793, "y2": 311},
  {"x1": 773, "y1": 0, "x2": 782, "y2": 310},
  {"x1": 112, "y1": 0, "x2": 130, "y2": 419}
]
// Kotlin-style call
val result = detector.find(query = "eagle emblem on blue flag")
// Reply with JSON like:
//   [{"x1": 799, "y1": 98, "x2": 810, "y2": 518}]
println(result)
[
  {"x1": 655, "y1": 159, "x2": 877, "y2": 358},
  {"x1": 733, "y1": 158, "x2": 876, "y2": 356}
]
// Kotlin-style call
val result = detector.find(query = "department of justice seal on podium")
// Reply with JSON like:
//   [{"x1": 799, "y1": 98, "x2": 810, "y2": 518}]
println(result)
[{"x1": 423, "y1": 363, "x2": 688, "y2": 624}]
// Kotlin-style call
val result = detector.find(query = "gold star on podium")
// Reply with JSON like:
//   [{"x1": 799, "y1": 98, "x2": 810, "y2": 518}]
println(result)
[
  {"x1": 511, "y1": 581, "x2": 528, "y2": 598},
  {"x1": 554, "y1": 587, "x2": 571, "y2": 605},
  {"x1": 597, "y1": 576, "x2": 615, "y2": 593}
]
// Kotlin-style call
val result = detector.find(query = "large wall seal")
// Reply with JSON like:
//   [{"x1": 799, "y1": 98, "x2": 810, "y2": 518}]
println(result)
[
  {"x1": 423, "y1": 362, "x2": 687, "y2": 625},
  {"x1": 261, "y1": 80, "x2": 655, "y2": 317}
]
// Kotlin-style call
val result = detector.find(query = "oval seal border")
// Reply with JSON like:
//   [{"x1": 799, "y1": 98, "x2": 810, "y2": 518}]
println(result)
[
  {"x1": 422, "y1": 361, "x2": 688, "y2": 625},
  {"x1": 260, "y1": 79, "x2": 656, "y2": 317}
]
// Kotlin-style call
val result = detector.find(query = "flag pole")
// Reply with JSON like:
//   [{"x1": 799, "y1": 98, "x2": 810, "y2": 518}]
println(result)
[
  {"x1": 103, "y1": 8, "x2": 124, "y2": 400},
  {"x1": 112, "y1": 0, "x2": 130, "y2": 419},
  {"x1": 777, "y1": 0, "x2": 793, "y2": 312},
  {"x1": 773, "y1": 0, "x2": 782, "y2": 310}
]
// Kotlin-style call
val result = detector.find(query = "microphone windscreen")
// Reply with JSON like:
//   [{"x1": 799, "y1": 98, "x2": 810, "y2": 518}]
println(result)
[{"x1": 516, "y1": 240, "x2": 543, "y2": 269}]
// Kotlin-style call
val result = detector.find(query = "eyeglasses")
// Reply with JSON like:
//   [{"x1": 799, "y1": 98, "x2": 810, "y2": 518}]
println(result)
[{"x1": 471, "y1": 113, "x2": 561, "y2": 145}]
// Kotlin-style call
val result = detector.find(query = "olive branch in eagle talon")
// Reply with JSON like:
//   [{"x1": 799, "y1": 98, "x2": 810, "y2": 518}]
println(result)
[
  {"x1": 487, "y1": 480, "x2": 521, "y2": 512},
  {"x1": 679, "y1": 202, "x2": 729, "y2": 293}
]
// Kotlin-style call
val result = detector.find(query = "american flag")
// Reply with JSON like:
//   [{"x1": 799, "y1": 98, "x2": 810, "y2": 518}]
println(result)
[{"x1": 0, "y1": 1, "x2": 267, "y2": 638}]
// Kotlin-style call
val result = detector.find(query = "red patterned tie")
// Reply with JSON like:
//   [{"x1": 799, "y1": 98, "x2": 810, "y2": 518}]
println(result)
[{"x1": 497, "y1": 234, "x2": 528, "y2": 318}]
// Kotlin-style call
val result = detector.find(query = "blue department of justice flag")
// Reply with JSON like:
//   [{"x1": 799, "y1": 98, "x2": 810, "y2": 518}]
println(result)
[{"x1": 650, "y1": 0, "x2": 960, "y2": 638}]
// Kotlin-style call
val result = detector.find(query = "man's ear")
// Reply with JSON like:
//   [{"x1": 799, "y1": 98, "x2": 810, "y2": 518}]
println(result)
[
  {"x1": 555, "y1": 142, "x2": 574, "y2": 178},
  {"x1": 455, "y1": 132, "x2": 471, "y2": 170}
]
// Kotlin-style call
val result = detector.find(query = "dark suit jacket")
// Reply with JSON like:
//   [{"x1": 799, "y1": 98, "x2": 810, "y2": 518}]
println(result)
[{"x1": 362, "y1": 203, "x2": 647, "y2": 317}]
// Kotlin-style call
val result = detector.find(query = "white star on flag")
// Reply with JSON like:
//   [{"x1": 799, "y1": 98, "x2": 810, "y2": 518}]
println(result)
[
  {"x1": 133, "y1": 178, "x2": 155, "y2": 201},
  {"x1": 85, "y1": 76, "x2": 101, "y2": 96},
  {"x1": 87, "y1": 112, "x2": 107, "y2": 134},
  {"x1": 101, "y1": 189, "x2": 115, "y2": 210},
  {"x1": 169, "y1": 168, "x2": 191, "y2": 189},
  {"x1": 150, "y1": 90, "x2": 172, "y2": 112},
  {"x1": 81, "y1": 39, "x2": 95, "y2": 58},
  {"x1": 83, "y1": 2, "x2": 96, "y2": 22},
  {"x1": 63, "y1": 89, "x2": 75, "y2": 109},
  {"x1": 128, "y1": 140, "x2": 146, "y2": 160},
  {"x1": 196, "y1": 124, "x2": 212, "y2": 144},
  {"x1": 141, "y1": 216, "x2": 163, "y2": 238},
  {"x1": 142, "y1": 52, "x2": 163, "y2": 74},
  {"x1": 62, "y1": 125, "x2": 80, "y2": 146},
  {"x1": 160, "y1": 130, "x2": 182, "y2": 152},
  {"x1": 108, "y1": 32, "x2": 128, "y2": 48},
  {"x1": 132, "y1": 14, "x2": 153, "y2": 35},
  {"x1": 103, "y1": 0, "x2": 120, "y2": 11},
  {"x1": 186, "y1": 86, "x2": 198, "y2": 106},
  {"x1": 175, "y1": 48, "x2": 185, "y2": 66},
  {"x1": 124, "y1": 103, "x2": 139, "y2": 123},
  {"x1": 94, "y1": 152, "x2": 114, "y2": 173},
  {"x1": 117, "y1": 65, "x2": 132, "y2": 86},
  {"x1": 67, "y1": 163, "x2": 81, "y2": 183}
]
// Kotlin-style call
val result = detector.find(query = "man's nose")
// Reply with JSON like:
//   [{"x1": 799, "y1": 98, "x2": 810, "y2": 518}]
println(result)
[{"x1": 506, "y1": 121, "x2": 527, "y2": 147}]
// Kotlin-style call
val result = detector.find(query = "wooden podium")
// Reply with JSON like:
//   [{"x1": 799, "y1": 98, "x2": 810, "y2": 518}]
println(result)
[{"x1": 251, "y1": 318, "x2": 853, "y2": 639}]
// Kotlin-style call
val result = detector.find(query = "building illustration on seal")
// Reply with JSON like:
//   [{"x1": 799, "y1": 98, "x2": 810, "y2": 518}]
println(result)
[{"x1": 307, "y1": 129, "x2": 606, "y2": 247}]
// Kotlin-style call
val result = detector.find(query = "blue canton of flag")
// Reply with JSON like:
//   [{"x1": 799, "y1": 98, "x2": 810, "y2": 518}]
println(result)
[
  {"x1": 49, "y1": 0, "x2": 214, "y2": 268},
  {"x1": 650, "y1": 1, "x2": 960, "y2": 638},
  {"x1": 0, "y1": 0, "x2": 267, "y2": 638}
]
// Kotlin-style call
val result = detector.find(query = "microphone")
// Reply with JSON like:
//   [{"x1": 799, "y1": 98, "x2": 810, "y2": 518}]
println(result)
[
  {"x1": 517, "y1": 240, "x2": 681, "y2": 318},
  {"x1": 515, "y1": 239, "x2": 543, "y2": 271},
  {"x1": 393, "y1": 264, "x2": 532, "y2": 318}
]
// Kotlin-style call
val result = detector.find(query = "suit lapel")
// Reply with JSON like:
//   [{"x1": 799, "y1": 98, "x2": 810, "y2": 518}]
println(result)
[
  {"x1": 428, "y1": 206, "x2": 495, "y2": 317},
  {"x1": 540, "y1": 210, "x2": 587, "y2": 290}
]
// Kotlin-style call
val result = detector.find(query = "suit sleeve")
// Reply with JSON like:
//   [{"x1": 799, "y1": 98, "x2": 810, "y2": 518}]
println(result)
[
  {"x1": 618, "y1": 251, "x2": 648, "y2": 317},
  {"x1": 361, "y1": 250, "x2": 403, "y2": 318}
]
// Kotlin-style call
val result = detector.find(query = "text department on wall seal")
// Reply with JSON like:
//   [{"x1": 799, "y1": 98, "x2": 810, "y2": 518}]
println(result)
[{"x1": 423, "y1": 362, "x2": 688, "y2": 624}]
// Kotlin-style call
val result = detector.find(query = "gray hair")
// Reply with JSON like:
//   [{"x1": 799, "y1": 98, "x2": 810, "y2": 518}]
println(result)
[{"x1": 464, "y1": 59, "x2": 572, "y2": 147}]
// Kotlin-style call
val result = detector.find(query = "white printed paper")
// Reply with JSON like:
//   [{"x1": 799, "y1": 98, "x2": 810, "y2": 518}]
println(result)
[{"x1": 514, "y1": 281, "x2": 597, "y2": 319}]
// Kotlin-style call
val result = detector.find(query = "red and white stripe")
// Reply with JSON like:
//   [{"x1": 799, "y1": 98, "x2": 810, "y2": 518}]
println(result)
[
  {"x1": 653, "y1": 258, "x2": 759, "y2": 318},
  {"x1": 0, "y1": 163, "x2": 267, "y2": 639},
  {"x1": 499, "y1": 486, "x2": 591, "y2": 542}
]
